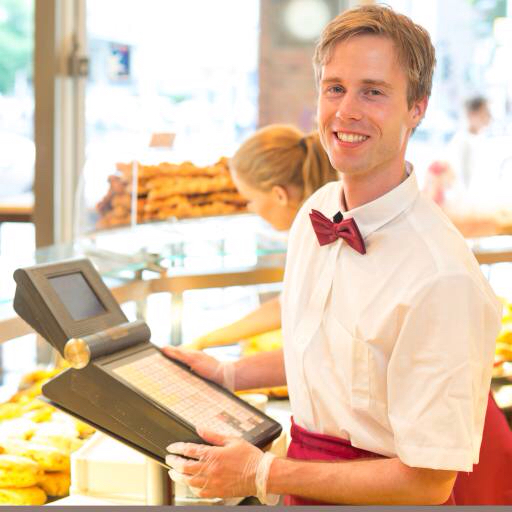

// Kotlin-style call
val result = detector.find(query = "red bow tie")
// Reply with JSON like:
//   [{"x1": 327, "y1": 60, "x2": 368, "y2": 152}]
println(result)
[{"x1": 309, "y1": 209, "x2": 366, "y2": 255}]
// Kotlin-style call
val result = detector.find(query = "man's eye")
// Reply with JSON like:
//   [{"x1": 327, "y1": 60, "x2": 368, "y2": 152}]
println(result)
[
  {"x1": 367, "y1": 89, "x2": 382, "y2": 96},
  {"x1": 326, "y1": 85, "x2": 343, "y2": 94}
]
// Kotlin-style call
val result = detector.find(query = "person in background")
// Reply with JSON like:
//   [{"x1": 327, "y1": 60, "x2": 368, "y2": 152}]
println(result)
[
  {"x1": 423, "y1": 96, "x2": 501, "y2": 237},
  {"x1": 446, "y1": 95, "x2": 491, "y2": 194},
  {"x1": 188, "y1": 124, "x2": 338, "y2": 351},
  {"x1": 466, "y1": 96, "x2": 491, "y2": 134}
]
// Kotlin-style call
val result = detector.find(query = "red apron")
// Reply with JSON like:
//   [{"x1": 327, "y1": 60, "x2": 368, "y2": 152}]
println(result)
[
  {"x1": 284, "y1": 417, "x2": 455, "y2": 506},
  {"x1": 453, "y1": 392, "x2": 512, "y2": 505}
]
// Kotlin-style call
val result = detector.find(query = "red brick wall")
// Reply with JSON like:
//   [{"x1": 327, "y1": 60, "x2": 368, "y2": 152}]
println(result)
[
  {"x1": 257, "y1": 0, "x2": 375, "y2": 132},
  {"x1": 258, "y1": 0, "x2": 319, "y2": 132}
]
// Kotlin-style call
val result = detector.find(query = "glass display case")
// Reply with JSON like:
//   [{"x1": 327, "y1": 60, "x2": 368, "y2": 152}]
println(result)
[
  {"x1": 1, "y1": 217, "x2": 512, "y2": 404},
  {"x1": 77, "y1": 0, "x2": 260, "y2": 238},
  {"x1": 76, "y1": 147, "x2": 249, "y2": 237},
  {"x1": 0, "y1": 214, "x2": 287, "y2": 383}
]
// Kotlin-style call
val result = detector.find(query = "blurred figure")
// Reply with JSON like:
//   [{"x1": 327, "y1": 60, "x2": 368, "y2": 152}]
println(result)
[
  {"x1": 422, "y1": 96, "x2": 502, "y2": 237},
  {"x1": 422, "y1": 160, "x2": 456, "y2": 206},
  {"x1": 447, "y1": 95, "x2": 491, "y2": 194},
  {"x1": 466, "y1": 96, "x2": 492, "y2": 134},
  {"x1": 188, "y1": 124, "x2": 339, "y2": 351}
]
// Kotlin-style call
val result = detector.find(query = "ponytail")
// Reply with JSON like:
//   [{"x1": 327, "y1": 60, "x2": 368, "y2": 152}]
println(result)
[
  {"x1": 299, "y1": 132, "x2": 338, "y2": 200},
  {"x1": 231, "y1": 124, "x2": 338, "y2": 203}
]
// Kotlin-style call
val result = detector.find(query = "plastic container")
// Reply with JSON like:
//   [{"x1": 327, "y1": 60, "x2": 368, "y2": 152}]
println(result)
[{"x1": 70, "y1": 432, "x2": 147, "y2": 503}]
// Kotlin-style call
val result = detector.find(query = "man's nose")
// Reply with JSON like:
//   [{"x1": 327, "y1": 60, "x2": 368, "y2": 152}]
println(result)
[{"x1": 335, "y1": 93, "x2": 363, "y2": 122}]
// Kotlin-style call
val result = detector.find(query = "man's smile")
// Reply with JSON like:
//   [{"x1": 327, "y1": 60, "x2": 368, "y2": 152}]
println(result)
[{"x1": 334, "y1": 130, "x2": 370, "y2": 147}]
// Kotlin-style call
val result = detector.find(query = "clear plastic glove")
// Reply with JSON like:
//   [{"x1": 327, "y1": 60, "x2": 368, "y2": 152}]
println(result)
[
  {"x1": 161, "y1": 346, "x2": 235, "y2": 391},
  {"x1": 166, "y1": 428, "x2": 278, "y2": 504}
]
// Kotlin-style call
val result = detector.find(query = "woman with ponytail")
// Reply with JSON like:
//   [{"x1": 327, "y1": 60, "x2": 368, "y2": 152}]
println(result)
[{"x1": 187, "y1": 124, "x2": 338, "y2": 350}]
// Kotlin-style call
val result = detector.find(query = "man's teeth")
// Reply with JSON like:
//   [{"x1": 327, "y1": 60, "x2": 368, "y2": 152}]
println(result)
[{"x1": 336, "y1": 133, "x2": 368, "y2": 143}]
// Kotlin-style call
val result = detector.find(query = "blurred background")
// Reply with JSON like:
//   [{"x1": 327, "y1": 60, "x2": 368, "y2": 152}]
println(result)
[
  {"x1": 1, "y1": 0, "x2": 511, "y2": 241},
  {"x1": 0, "y1": 0, "x2": 511, "y2": 389}
]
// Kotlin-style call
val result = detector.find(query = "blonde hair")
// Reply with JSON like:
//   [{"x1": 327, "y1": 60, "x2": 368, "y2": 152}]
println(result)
[
  {"x1": 230, "y1": 124, "x2": 338, "y2": 201},
  {"x1": 313, "y1": 5, "x2": 436, "y2": 108}
]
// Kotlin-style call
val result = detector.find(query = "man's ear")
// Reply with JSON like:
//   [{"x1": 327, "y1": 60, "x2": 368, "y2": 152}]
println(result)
[
  {"x1": 271, "y1": 185, "x2": 289, "y2": 206},
  {"x1": 411, "y1": 96, "x2": 429, "y2": 128}
]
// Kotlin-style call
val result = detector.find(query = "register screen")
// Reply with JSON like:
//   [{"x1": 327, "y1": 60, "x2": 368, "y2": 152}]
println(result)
[
  {"x1": 107, "y1": 351, "x2": 265, "y2": 437},
  {"x1": 49, "y1": 272, "x2": 106, "y2": 321}
]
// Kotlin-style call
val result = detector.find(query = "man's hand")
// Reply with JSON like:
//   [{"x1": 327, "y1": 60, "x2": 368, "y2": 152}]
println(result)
[
  {"x1": 166, "y1": 429, "x2": 263, "y2": 499},
  {"x1": 161, "y1": 346, "x2": 235, "y2": 390}
]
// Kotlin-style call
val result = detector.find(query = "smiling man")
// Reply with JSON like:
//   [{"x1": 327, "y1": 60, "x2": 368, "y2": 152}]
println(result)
[{"x1": 164, "y1": 5, "x2": 502, "y2": 505}]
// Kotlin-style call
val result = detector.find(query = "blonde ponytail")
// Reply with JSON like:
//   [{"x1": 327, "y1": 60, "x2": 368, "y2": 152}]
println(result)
[
  {"x1": 299, "y1": 132, "x2": 339, "y2": 199},
  {"x1": 230, "y1": 124, "x2": 338, "y2": 203}
]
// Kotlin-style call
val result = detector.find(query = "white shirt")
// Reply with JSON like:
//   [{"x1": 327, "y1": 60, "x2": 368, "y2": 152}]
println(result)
[
  {"x1": 281, "y1": 167, "x2": 502, "y2": 472},
  {"x1": 446, "y1": 129, "x2": 483, "y2": 192}
]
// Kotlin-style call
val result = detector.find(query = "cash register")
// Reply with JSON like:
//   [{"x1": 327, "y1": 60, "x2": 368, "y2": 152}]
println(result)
[{"x1": 13, "y1": 259, "x2": 282, "y2": 471}]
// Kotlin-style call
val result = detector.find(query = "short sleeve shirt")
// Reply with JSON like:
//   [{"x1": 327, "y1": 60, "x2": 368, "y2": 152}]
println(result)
[{"x1": 281, "y1": 168, "x2": 502, "y2": 472}]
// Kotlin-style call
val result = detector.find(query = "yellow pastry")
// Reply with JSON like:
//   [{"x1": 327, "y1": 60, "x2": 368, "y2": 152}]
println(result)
[
  {"x1": 23, "y1": 406, "x2": 54, "y2": 423},
  {"x1": 0, "y1": 402, "x2": 23, "y2": 421},
  {"x1": 0, "y1": 454, "x2": 43, "y2": 488},
  {"x1": 20, "y1": 398, "x2": 47, "y2": 413},
  {"x1": 0, "y1": 418, "x2": 37, "y2": 440},
  {"x1": 9, "y1": 381, "x2": 44, "y2": 403},
  {"x1": 30, "y1": 430, "x2": 83, "y2": 455},
  {"x1": 237, "y1": 386, "x2": 289, "y2": 399},
  {"x1": 38, "y1": 471, "x2": 70, "y2": 497},
  {"x1": 73, "y1": 419, "x2": 96, "y2": 439},
  {"x1": 0, "y1": 439, "x2": 69, "y2": 472},
  {"x1": 18, "y1": 367, "x2": 62, "y2": 390},
  {"x1": 0, "y1": 486, "x2": 46, "y2": 505}
]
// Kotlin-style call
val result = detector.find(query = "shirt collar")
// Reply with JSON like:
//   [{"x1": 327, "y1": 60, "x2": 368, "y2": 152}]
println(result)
[{"x1": 339, "y1": 162, "x2": 419, "y2": 240}]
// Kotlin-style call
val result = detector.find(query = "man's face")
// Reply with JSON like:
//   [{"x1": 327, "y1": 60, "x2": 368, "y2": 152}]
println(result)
[{"x1": 317, "y1": 35, "x2": 426, "y2": 178}]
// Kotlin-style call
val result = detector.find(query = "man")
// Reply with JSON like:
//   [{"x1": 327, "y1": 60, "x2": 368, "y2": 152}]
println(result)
[{"x1": 163, "y1": 5, "x2": 502, "y2": 505}]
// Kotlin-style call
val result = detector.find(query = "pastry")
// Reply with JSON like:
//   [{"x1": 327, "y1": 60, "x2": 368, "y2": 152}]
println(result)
[
  {"x1": 0, "y1": 403, "x2": 23, "y2": 421},
  {"x1": 0, "y1": 454, "x2": 43, "y2": 488},
  {"x1": 17, "y1": 368, "x2": 62, "y2": 390},
  {"x1": 30, "y1": 421, "x2": 82, "y2": 455},
  {"x1": 38, "y1": 471, "x2": 70, "y2": 497},
  {"x1": 0, "y1": 418, "x2": 37, "y2": 440},
  {"x1": 111, "y1": 194, "x2": 146, "y2": 211},
  {"x1": 97, "y1": 156, "x2": 243, "y2": 227},
  {"x1": 194, "y1": 191, "x2": 246, "y2": 205},
  {"x1": 29, "y1": 435, "x2": 83, "y2": 455},
  {"x1": 0, "y1": 486, "x2": 46, "y2": 505},
  {"x1": 0, "y1": 439, "x2": 70, "y2": 472},
  {"x1": 155, "y1": 201, "x2": 241, "y2": 220},
  {"x1": 73, "y1": 419, "x2": 96, "y2": 439},
  {"x1": 147, "y1": 175, "x2": 234, "y2": 198},
  {"x1": 22, "y1": 406, "x2": 54, "y2": 423}
]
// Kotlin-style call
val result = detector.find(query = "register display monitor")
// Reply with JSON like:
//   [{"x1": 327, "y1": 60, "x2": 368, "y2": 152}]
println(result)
[
  {"x1": 13, "y1": 258, "x2": 282, "y2": 465},
  {"x1": 49, "y1": 272, "x2": 107, "y2": 321},
  {"x1": 14, "y1": 259, "x2": 127, "y2": 356}
]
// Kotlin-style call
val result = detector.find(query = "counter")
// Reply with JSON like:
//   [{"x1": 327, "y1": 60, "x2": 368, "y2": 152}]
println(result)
[{"x1": 0, "y1": 216, "x2": 511, "y2": 505}]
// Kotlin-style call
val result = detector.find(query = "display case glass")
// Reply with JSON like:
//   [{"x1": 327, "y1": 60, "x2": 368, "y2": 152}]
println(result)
[{"x1": 76, "y1": 148, "x2": 251, "y2": 237}]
